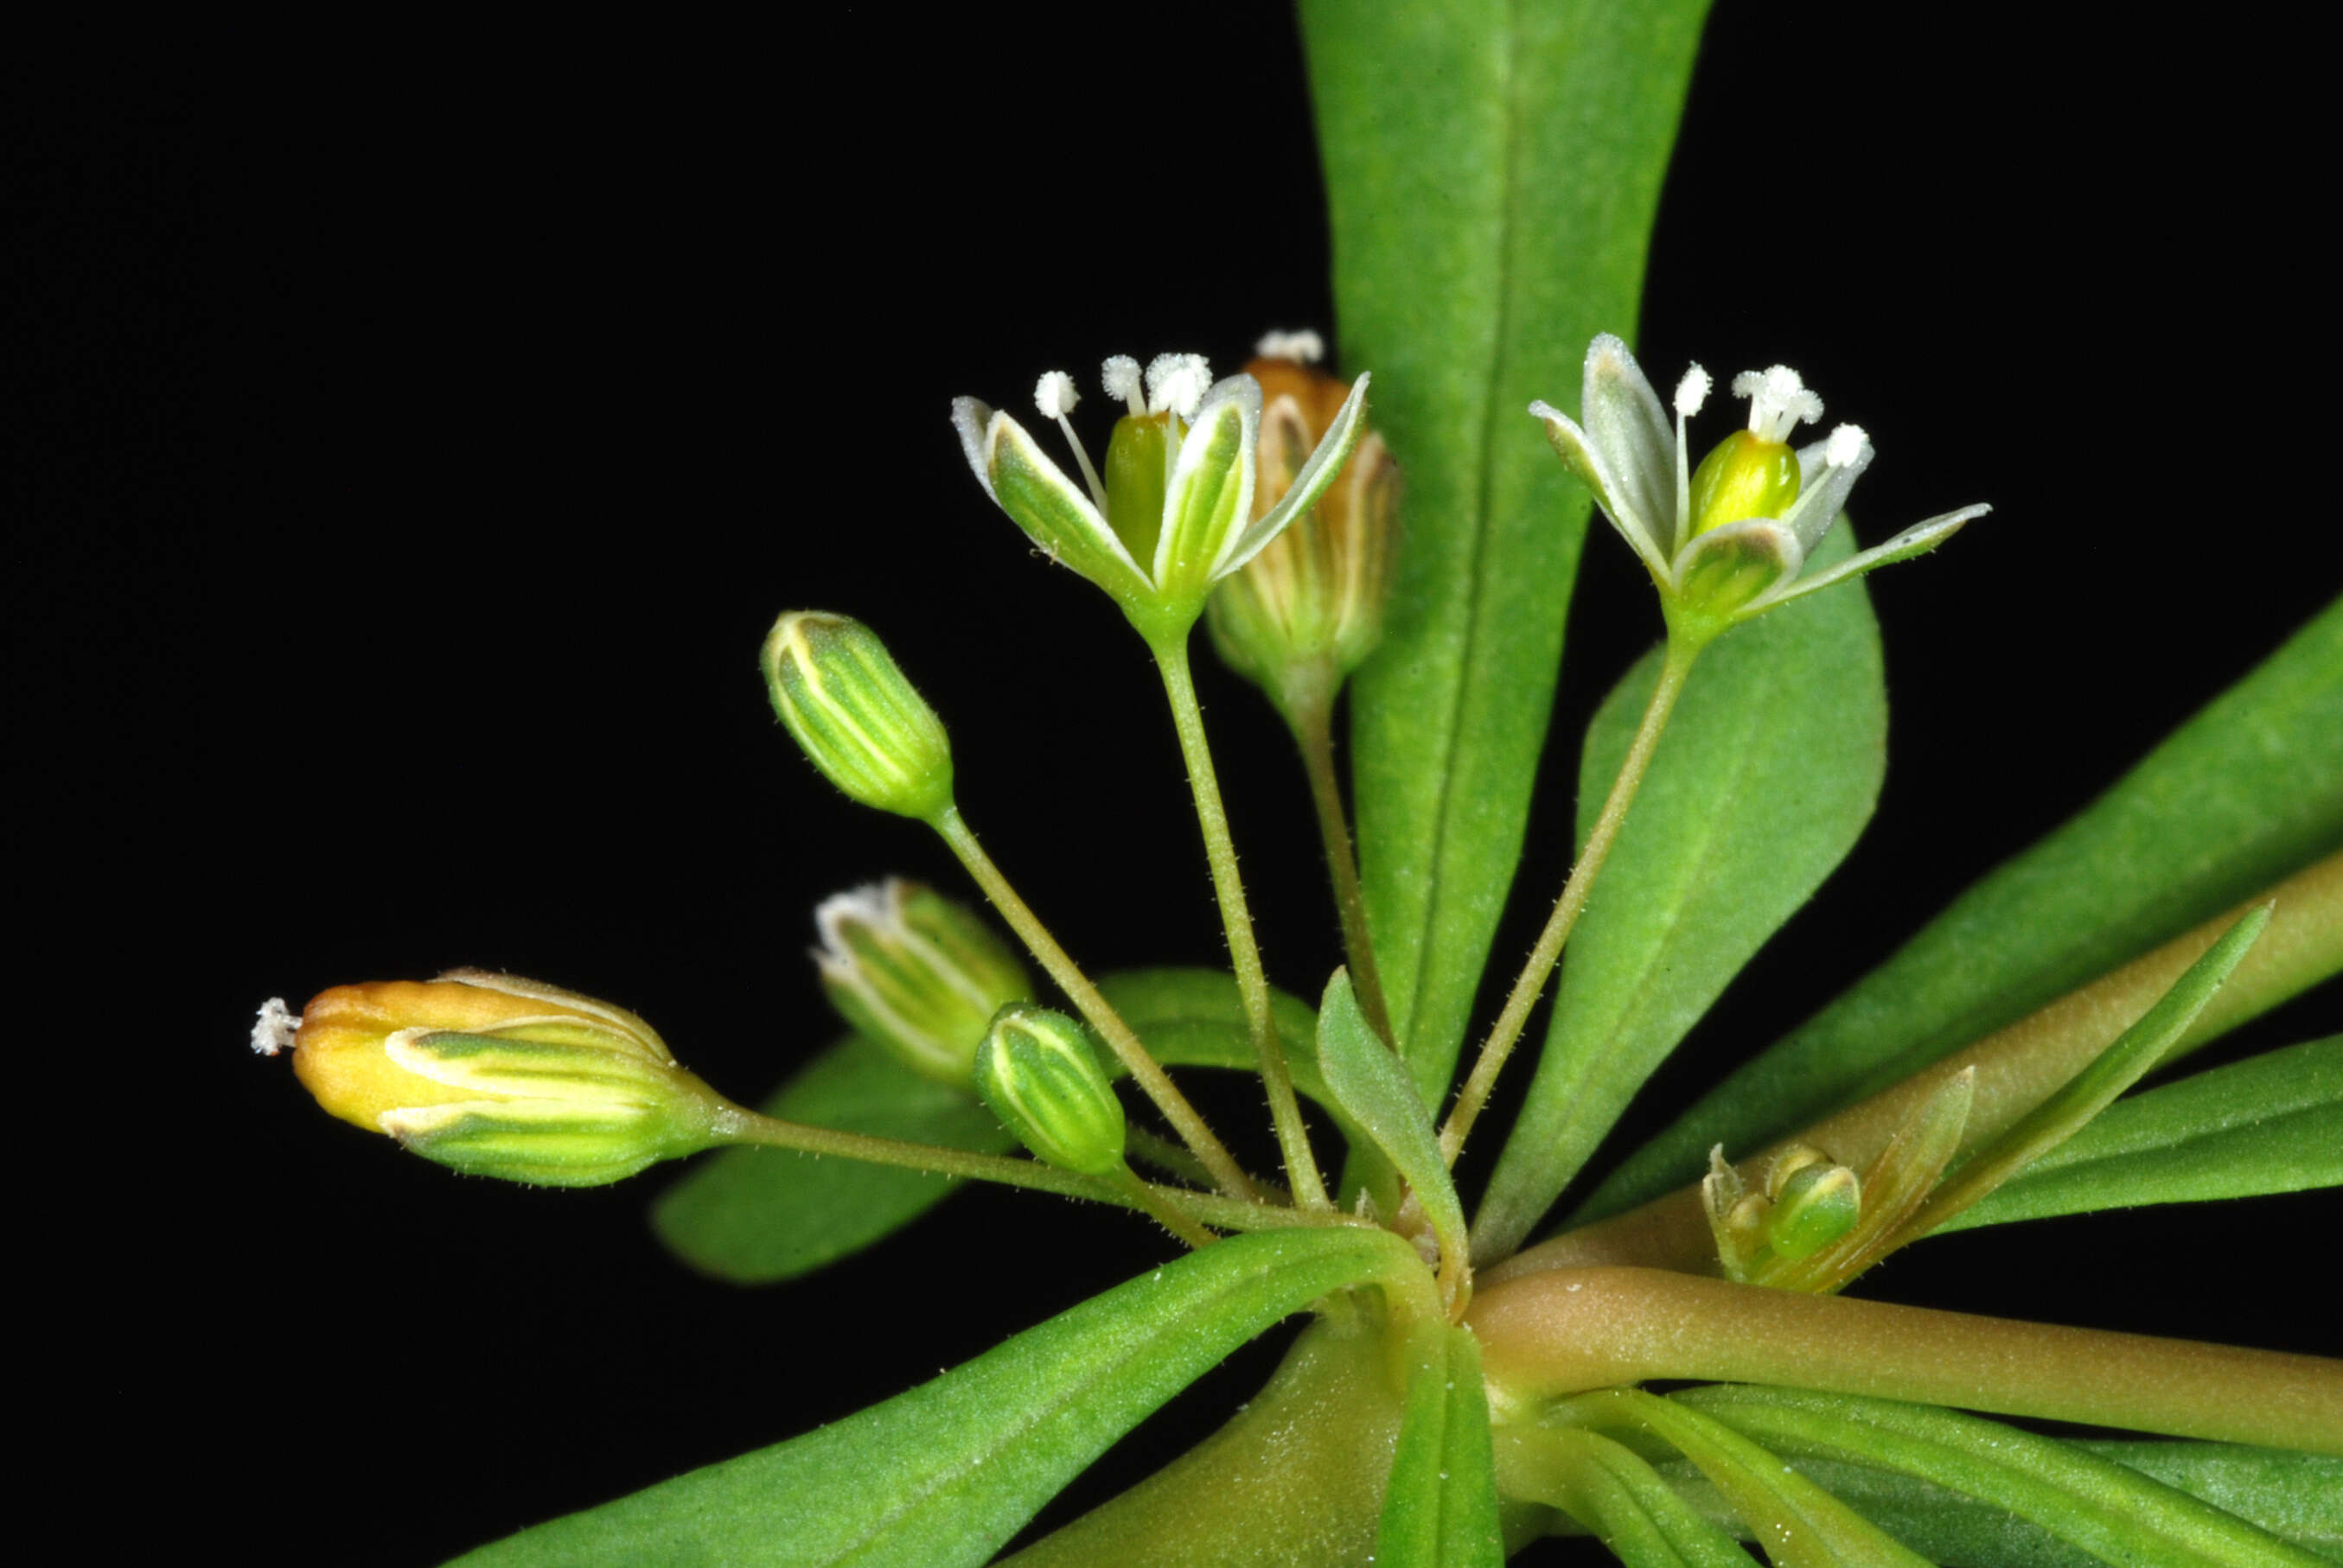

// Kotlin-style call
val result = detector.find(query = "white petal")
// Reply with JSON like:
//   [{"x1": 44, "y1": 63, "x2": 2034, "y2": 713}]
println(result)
[
  {"x1": 1530, "y1": 398, "x2": 1670, "y2": 582},
  {"x1": 1223, "y1": 372, "x2": 1370, "y2": 579},
  {"x1": 953, "y1": 397, "x2": 999, "y2": 500},
  {"x1": 1583, "y1": 335, "x2": 1682, "y2": 554}
]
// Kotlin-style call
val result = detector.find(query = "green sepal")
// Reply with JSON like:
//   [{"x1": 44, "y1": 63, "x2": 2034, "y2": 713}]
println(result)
[
  {"x1": 1152, "y1": 379, "x2": 1257, "y2": 608},
  {"x1": 447, "y1": 1227, "x2": 1429, "y2": 1568},
  {"x1": 985, "y1": 409, "x2": 1155, "y2": 609}
]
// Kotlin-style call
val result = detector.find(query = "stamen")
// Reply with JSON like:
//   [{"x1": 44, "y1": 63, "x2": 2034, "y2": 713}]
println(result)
[
  {"x1": 1102, "y1": 354, "x2": 1146, "y2": 416},
  {"x1": 1675, "y1": 364, "x2": 1711, "y2": 417},
  {"x1": 1145, "y1": 352, "x2": 1212, "y2": 419},
  {"x1": 1033, "y1": 371, "x2": 1080, "y2": 421},
  {"x1": 252, "y1": 997, "x2": 301, "y2": 1056},
  {"x1": 1254, "y1": 328, "x2": 1325, "y2": 363},
  {"x1": 1825, "y1": 423, "x2": 1868, "y2": 468},
  {"x1": 1730, "y1": 364, "x2": 1825, "y2": 443}
]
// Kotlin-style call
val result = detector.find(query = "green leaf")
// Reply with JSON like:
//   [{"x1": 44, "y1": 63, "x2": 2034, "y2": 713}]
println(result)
[
  {"x1": 450, "y1": 1227, "x2": 1427, "y2": 1568},
  {"x1": 1375, "y1": 1321, "x2": 1506, "y2": 1568},
  {"x1": 1934, "y1": 1036, "x2": 2343, "y2": 1233},
  {"x1": 1305, "y1": 0, "x2": 1711, "y2": 1108},
  {"x1": 1475, "y1": 523, "x2": 1885, "y2": 1259},
  {"x1": 1496, "y1": 1427, "x2": 1759, "y2": 1567},
  {"x1": 1906, "y1": 906, "x2": 2272, "y2": 1238},
  {"x1": 1318, "y1": 970, "x2": 1466, "y2": 1288},
  {"x1": 1590, "y1": 596, "x2": 2343, "y2": 1221},
  {"x1": 1091, "y1": 967, "x2": 1322, "y2": 1094},
  {"x1": 650, "y1": 1034, "x2": 1012, "y2": 1284},
  {"x1": 1562, "y1": 1388, "x2": 1931, "y2": 1568},
  {"x1": 2079, "y1": 1444, "x2": 2343, "y2": 1561},
  {"x1": 1674, "y1": 1385, "x2": 2327, "y2": 1567}
]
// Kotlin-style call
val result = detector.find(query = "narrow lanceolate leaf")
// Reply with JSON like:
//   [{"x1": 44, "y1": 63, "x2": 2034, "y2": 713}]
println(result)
[
  {"x1": 1318, "y1": 970, "x2": 1466, "y2": 1293},
  {"x1": 1905, "y1": 905, "x2": 2271, "y2": 1239},
  {"x1": 651, "y1": 1034, "x2": 1012, "y2": 1284},
  {"x1": 1493, "y1": 1427, "x2": 1758, "y2": 1568},
  {"x1": 1561, "y1": 1388, "x2": 1931, "y2": 1568},
  {"x1": 2079, "y1": 1444, "x2": 2343, "y2": 1561},
  {"x1": 1937, "y1": 1036, "x2": 2343, "y2": 1232},
  {"x1": 1305, "y1": 1, "x2": 1710, "y2": 1109},
  {"x1": 1475, "y1": 524, "x2": 1883, "y2": 1261},
  {"x1": 451, "y1": 1227, "x2": 1427, "y2": 1568},
  {"x1": 1674, "y1": 1386, "x2": 2328, "y2": 1568},
  {"x1": 1590, "y1": 595, "x2": 2343, "y2": 1221},
  {"x1": 1374, "y1": 1321, "x2": 1505, "y2": 1568}
]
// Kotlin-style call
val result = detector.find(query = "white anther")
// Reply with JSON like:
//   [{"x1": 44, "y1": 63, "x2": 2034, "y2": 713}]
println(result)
[
  {"x1": 1145, "y1": 352, "x2": 1212, "y2": 418},
  {"x1": 252, "y1": 997, "x2": 301, "y2": 1056},
  {"x1": 1033, "y1": 371, "x2": 1080, "y2": 421},
  {"x1": 1824, "y1": 423, "x2": 1868, "y2": 468},
  {"x1": 1254, "y1": 328, "x2": 1325, "y2": 363},
  {"x1": 1101, "y1": 355, "x2": 1145, "y2": 413},
  {"x1": 1731, "y1": 364, "x2": 1825, "y2": 443},
  {"x1": 1675, "y1": 364, "x2": 1712, "y2": 417}
]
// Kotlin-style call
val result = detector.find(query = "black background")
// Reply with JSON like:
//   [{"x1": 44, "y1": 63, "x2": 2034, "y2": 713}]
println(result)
[{"x1": 16, "y1": 4, "x2": 2340, "y2": 1563}]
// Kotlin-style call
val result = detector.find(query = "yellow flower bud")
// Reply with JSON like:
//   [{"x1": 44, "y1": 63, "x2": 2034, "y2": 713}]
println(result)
[{"x1": 284, "y1": 971, "x2": 725, "y2": 1187}]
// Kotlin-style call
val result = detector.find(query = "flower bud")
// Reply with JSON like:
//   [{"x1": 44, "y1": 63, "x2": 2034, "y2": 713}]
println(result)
[
  {"x1": 1207, "y1": 356, "x2": 1398, "y2": 720},
  {"x1": 282, "y1": 971, "x2": 723, "y2": 1186},
  {"x1": 972, "y1": 1004, "x2": 1127, "y2": 1177},
  {"x1": 763, "y1": 612, "x2": 954, "y2": 820},
  {"x1": 1688, "y1": 430, "x2": 1800, "y2": 539},
  {"x1": 814, "y1": 878, "x2": 1032, "y2": 1084},
  {"x1": 1765, "y1": 1161, "x2": 1862, "y2": 1261}
]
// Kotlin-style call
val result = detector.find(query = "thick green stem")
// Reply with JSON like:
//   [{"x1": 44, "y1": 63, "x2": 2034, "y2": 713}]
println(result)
[
  {"x1": 1440, "y1": 638, "x2": 1699, "y2": 1164},
  {"x1": 714, "y1": 1106, "x2": 1338, "y2": 1235},
  {"x1": 929, "y1": 803, "x2": 1261, "y2": 1202},
  {"x1": 1469, "y1": 1265, "x2": 2343, "y2": 1455},
  {"x1": 1152, "y1": 635, "x2": 1331, "y2": 1210},
  {"x1": 1292, "y1": 691, "x2": 1397, "y2": 1051}
]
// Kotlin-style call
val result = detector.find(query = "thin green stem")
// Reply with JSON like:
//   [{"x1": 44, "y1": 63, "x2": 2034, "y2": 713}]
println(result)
[
  {"x1": 1440, "y1": 638, "x2": 1700, "y2": 1165},
  {"x1": 714, "y1": 1105, "x2": 1343, "y2": 1235},
  {"x1": 929, "y1": 803, "x2": 1261, "y2": 1202},
  {"x1": 1109, "y1": 1163, "x2": 1219, "y2": 1248},
  {"x1": 1469, "y1": 1265, "x2": 2343, "y2": 1455},
  {"x1": 1152, "y1": 635, "x2": 1331, "y2": 1210},
  {"x1": 1292, "y1": 691, "x2": 1395, "y2": 1050}
]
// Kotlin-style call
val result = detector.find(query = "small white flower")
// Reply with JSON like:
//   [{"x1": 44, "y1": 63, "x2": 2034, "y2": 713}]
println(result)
[{"x1": 1530, "y1": 334, "x2": 1988, "y2": 628}]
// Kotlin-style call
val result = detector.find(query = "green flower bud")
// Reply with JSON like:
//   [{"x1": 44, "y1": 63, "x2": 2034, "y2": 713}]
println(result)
[
  {"x1": 973, "y1": 1004, "x2": 1127, "y2": 1177},
  {"x1": 1765, "y1": 1143, "x2": 1832, "y2": 1200},
  {"x1": 814, "y1": 878, "x2": 1031, "y2": 1084},
  {"x1": 282, "y1": 972, "x2": 725, "y2": 1187},
  {"x1": 1207, "y1": 352, "x2": 1398, "y2": 722},
  {"x1": 763, "y1": 611, "x2": 954, "y2": 820},
  {"x1": 1688, "y1": 429, "x2": 1800, "y2": 539},
  {"x1": 1765, "y1": 1162, "x2": 1862, "y2": 1261}
]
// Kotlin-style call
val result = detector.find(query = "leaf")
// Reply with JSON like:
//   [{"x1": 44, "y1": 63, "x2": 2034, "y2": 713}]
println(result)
[
  {"x1": 1474, "y1": 523, "x2": 1885, "y2": 1260},
  {"x1": 650, "y1": 1033, "x2": 1012, "y2": 1285},
  {"x1": 1936, "y1": 1036, "x2": 2343, "y2": 1232},
  {"x1": 1589, "y1": 595, "x2": 2343, "y2": 1221},
  {"x1": 1495, "y1": 1427, "x2": 1759, "y2": 1567},
  {"x1": 1091, "y1": 967, "x2": 1322, "y2": 1095},
  {"x1": 1674, "y1": 1385, "x2": 2328, "y2": 1568},
  {"x1": 1562, "y1": 1388, "x2": 1931, "y2": 1568},
  {"x1": 2079, "y1": 1444, "x2": 2343, "y2": 1561},
  {"x1": 1905, "y1": 906, "x2": 2271, "y2": 1239},
  {"x1": 1318, "y1": 970, "x2": 1467, "y2": 1293},
  {"x1": 1304, "y1": 0, "x2": 1712, "y2": 1108},
  {"x1": 1374, "y1": 1321, "x2": 1506, "y2": 1568},
  {"x1": 450, "y1": 1227, "x2": 1427, "y2": 1568}
]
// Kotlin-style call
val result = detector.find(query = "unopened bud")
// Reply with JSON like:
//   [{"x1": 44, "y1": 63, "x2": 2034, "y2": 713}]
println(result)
[
  {"x1": 1207, "y1": 355, "x2": 1398, "y2": 720},
  {"x1": 763, "y1": 611, "x2": 954, "y2": 820},
  {"x1": 973, "y1": 1004, "x2": 1127, "y2": 1177},
  {"x1": 282, "y1": 972, "x2": 723, "y2": 1187},
  {"x1": 1765, "y1": 1144, "x2": 1832, "y2": 1200},
  {"x1": 1688, "y1": 430, "x2": 1800, "y2": 539},
  {"x1": 815, "y1": 879, "x2": 1031, "y2": 1084},
  {"x1": 1766, "y1": 1162, "x2": 1861, "y2": 1261}
]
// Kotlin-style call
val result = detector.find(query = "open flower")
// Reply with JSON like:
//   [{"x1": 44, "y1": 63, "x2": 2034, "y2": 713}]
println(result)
[
  {"x1": 1531, "y1": 335, "x2": 1988, "y2": 634},
  {"x1": 954, "y1": 351, "x2": 1370, "y2": 645}
]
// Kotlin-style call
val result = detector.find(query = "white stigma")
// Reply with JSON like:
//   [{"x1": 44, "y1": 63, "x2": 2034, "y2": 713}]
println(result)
[
  {"x1": 1145, "y1": 352, "x2": 1212, "y2": 419},
  {"x1": 1033, "y1": 371, "x2": 1080, "y2": 421},
  {"x1": 252, "y1": 996, "x2": 301, "y2": 1056},
  {"x1": 1824, "y1": 424, "x2": 1868, "y2": 468},
  {"x1": 1254, "y1": 328, "x2": 1325, "y2": 363},
  {"x1": 1675, "y1": 364, "x2": 1711, "y2": 417},
  {"x1": 1731, "y1": 364, "x2": 1825, "y2": 443},
  {"x1": 1101, "y1": 354, "x2": 1145, "y2": 415}
]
